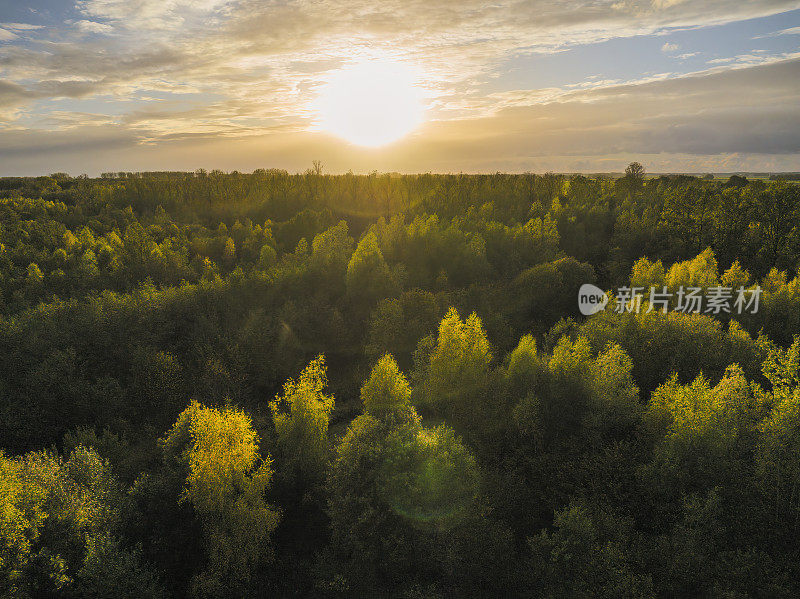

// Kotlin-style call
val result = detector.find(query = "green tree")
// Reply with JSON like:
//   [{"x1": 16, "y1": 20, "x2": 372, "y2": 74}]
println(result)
[
  {"x1": 1, "y1": 447, "x2": 162, "y2": 599},
  {"x1": 526, "y1": 502, "x2": 654, "y2": 599},
  {"x1": 625, "y1": 162, "x2": 645, "y2": 181},
  {"x1": 325, "y1": 356, "x2": 483, "y2": 594},
  {"x1": 365, "y1": 290, "x2": 443, "y2": 370},
  {"x1": 73, "y1": 532, "x2": 166, "y2": 599},
  {"x1": 414, "y1": 308, "x2": 494, "y2": 439},
  {"x1": 346, "y1": 231, "x2": 399, "y2": 309},
  {"x1": 257, "y1": 243, "x2": 277, "y2": 270},
  {"x1": 270, "y1": 356, "x2": 335, "y2": 491},
  {"x1": 310, "y1": 220, "x2": 353, "y2": 273},
  {"x1": 630, "y1": 256, "x2": 665, "y2": 289},
  {"x1": 665, "y1": 247, "x2": 719, "y2": 290},
  {"x1": 643, "y1": 365, "x2": 767, "y2": 513},
  {"x1": 161, "y1": 401, "x2": 280, "y2": 598},
  {"x1": 222, "y1": 237, "x2": 236, "y2": 269},
  {"x1": 618, "y1": 162, "x2": 646, "y2": 197},
  {"x1": 757, "y1": 339, "x2": 800, "y2": 537}
]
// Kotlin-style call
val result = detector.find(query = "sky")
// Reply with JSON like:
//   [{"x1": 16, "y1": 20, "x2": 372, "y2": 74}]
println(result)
[{"x1": 1, "y1": 0, "x2": 799, "y2": 175}]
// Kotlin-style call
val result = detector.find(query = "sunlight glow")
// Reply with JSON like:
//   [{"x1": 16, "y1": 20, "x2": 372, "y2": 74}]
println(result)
[{"x1": 316, "y1": 58, "x2": 425, "y2": 147}]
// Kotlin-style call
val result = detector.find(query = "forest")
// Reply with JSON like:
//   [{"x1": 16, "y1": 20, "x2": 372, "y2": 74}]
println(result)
[{"x1": 3, "y1": 165, "x2": 800, "y2": 598}]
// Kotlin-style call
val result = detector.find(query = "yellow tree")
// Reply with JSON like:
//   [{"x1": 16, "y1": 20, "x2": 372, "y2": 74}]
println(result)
[
  {"x1": 163, "y1": 402, "x2": 280, "y2": 598},
  {"x1": 415, "y1": 308, "x2": 494, "y2": 439},
  {"x1": 271, "y1": 356, "x2": 335, "y2": 490}
]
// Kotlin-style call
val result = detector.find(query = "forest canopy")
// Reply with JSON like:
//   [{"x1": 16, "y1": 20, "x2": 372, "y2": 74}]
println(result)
[{"x1": 2, "y1": 168, "x2": 800, "y2": 597}]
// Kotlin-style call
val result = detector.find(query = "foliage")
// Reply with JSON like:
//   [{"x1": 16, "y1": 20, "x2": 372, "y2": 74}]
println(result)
[
  {"x1": 1, "y1": 170, "x2": 800, "y2": 597},
  {"x1": 324, "y1": 356, "x2": 490, "y2": 594},
  {"x1": 161, "y1": 402, "x2": 280, "y2": 598},
  {"x1": 346, "y1": 230, "x2": 398, "y2": 309},
  {"x1": 271, "y1": 356, "x2": 335, "y2": 490},
  {"x1": 0, "y1": 447, "x2": 163, "y2": 599}
]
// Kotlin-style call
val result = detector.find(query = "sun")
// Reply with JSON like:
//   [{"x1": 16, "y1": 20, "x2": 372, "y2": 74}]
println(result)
[{"x1": 316, "y1": 58, "x2": 425, "y2": 147}]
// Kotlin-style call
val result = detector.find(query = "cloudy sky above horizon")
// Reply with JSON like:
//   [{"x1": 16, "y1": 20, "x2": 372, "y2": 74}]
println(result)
[{"x1": 1, "y1": 0, "x2": 799, "y2": 175}]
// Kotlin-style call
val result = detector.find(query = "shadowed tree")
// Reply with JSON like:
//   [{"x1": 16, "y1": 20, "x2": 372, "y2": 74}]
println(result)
[
  {"x1": 346, "y1": 231, "x2": 399, "y2": 311},
  {"x1": 324, "y1": 355, "x2": 492, "y2": 595}
]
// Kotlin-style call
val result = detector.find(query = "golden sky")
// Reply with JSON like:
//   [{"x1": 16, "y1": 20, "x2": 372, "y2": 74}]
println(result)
[{"x1": 1, "y1": 0, "x2": 799, "y2": 174}]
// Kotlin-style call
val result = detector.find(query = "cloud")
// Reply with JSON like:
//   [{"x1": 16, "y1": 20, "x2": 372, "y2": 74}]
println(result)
[
  {"x1": 74, "y1": 20, "x2": 114, "y2": 34},
  {"x1": 0, "y1": 80, "x2": 37, "y2": 121},
  {"x1": 75, "y1": 0, "x2": 233, "y2": 30},
  {"x1": 0, "y1": 23, "x2": 44, "y2": 43},
  {"x1": 651, "y1": 0, "x2": 690, "y2": 8},
  {"x1": 2, "y1": 56, "x2": 798, "y2": 175},
  {"x1": 705, "y1": 52, "x2": 793, "y2": 68},
  {"x1": 0, "y1": 80, "x2": 35, "y2": 107},
  {"x1": 0, "y1": 126, "x2": 143, "y2": 161},
  {"x1": 34, "y1": 79, "x2": 106, "y2": 99},
  {"x1": 0, "y1": 0, "x2": 799, "y2": 173},
  {"x1": 753, "y1": 25, "x2": 800, "y2": 38},
  {"x1": 0, "y1": 23, "x2": 45, "y2": 31},
  {"x1": 434, "y1": 58, "x2": 800, "y2": 158}
]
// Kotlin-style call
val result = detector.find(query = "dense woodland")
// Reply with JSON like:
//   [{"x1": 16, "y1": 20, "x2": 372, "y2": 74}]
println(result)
[{"x1": 3, "y1": 165, "x2": 800, "y2": 597}]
